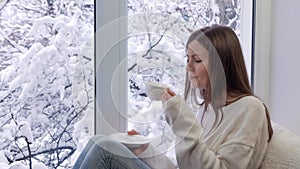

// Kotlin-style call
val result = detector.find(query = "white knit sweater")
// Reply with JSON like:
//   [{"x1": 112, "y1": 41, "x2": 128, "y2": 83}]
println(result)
[{"x1": 163, "y1": 95, "x2": 269, "y2": 169}]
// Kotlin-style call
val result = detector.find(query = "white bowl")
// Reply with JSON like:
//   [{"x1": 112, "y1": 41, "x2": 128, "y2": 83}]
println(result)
[{"x1": 144, "y1": 81, "x2": 169, "y2": 101}]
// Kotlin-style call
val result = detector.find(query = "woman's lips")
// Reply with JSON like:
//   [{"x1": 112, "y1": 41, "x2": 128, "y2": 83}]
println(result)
[{"x1": 189, "y1": 75, "x2": 197, "y2": 81}]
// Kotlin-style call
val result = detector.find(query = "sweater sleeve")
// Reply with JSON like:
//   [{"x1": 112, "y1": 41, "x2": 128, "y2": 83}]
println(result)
[
  {"x1": 137, "y1": 144, "x2": 177, "y2": 169},
  {"x1": 162, "y1": 95, "x2": 267, "y2": 169}
]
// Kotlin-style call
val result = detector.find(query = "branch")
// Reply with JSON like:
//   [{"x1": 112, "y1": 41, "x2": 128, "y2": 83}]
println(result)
[
  {"x1": 127, "y1": 15, "x2": 181, "y2": 72},
  {"x1": 15, "y1": 146, "x2": 75, "y2": 162},
  {"x1": 9, "y1": 3, "x2": 47, "y2": 15},
  {"x1": 13, "y1": 136, "x2": 32, "y2": 168},
  {"x1": 25, "y1": 137, "x2": 33, "y2": 169},
  {"x1": 0, "y1": 0, "x2": 9, "y2": 10}
]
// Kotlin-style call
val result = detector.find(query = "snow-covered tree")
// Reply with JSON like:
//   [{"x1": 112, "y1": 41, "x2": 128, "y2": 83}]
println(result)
[{"x1": 0, "y1": 0, "x2": 94, "y2": 168}]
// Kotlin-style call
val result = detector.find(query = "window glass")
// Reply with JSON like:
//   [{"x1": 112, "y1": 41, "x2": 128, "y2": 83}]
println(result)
[
  {"x1": 127, "y1": 0, "x2": 251, "y2": 161},
  {"x1": 0, "y1": 0, "x2": 94, "y2": 168}
]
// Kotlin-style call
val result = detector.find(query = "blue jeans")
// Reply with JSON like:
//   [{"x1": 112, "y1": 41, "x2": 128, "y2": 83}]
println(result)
[{"x1": 72, "y1": 135, "x2": 151, "y2": 169}]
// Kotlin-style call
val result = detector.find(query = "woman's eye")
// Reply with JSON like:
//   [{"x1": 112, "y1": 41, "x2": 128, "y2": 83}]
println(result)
[{"x1": 186, "y1": 54, "x2": 202, "y2": 63}]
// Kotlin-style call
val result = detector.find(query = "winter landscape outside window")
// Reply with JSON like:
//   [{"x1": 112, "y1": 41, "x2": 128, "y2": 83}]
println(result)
[{"x1": 0, "y1": 0, "x2": 94, "y2": 168}]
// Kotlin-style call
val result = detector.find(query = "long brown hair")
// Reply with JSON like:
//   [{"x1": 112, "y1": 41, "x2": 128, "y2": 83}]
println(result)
[{"x1": 184, "y1": 24, "x2": 273, "y2": 141}]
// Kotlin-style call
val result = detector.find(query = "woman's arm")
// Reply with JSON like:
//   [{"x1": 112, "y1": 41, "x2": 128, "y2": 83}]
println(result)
[{"x1": 162, "y1": 95, "x2": 267, "y2": 169}]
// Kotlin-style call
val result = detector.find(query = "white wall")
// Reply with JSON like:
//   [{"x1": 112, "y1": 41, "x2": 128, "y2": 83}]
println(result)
[
  {"x1": 254, "y1": 0, "x2": 300, "y2": 136},
  {"x1": 269, "y1": 0, "x2": 300, "y2": 136}
]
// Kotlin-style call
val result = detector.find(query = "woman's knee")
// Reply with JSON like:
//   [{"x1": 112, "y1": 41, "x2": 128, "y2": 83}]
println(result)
[
  {"x1": 92, "y1": 139, "x2": 136, "y2": 158},
  {"x1": 89, "y1": 135, "x2": 108, "y2": 142},
  {"x1": 94, "y1": 138, "x2": 123, "y2": 150}
]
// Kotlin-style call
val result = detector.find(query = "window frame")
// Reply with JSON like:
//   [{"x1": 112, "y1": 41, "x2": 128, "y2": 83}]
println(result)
[{"x1": 95, "y1": 0, "x2": 128, "y2": 134}]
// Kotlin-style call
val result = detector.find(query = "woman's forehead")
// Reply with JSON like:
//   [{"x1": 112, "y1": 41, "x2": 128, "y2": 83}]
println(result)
[{"x1": 187, "y1": 40, "x2": 209, "y2": 58}]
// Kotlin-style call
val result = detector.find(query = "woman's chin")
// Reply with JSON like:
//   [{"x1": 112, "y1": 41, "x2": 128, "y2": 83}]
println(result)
[
  {"x1": 190, "y1": 83, "x2": 198, "y2": 89},
  {"x1": 190, "y1": 81, "x2": 202, "y2": 89}
]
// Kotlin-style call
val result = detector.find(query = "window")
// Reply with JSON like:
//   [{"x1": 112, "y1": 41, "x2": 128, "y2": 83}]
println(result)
[
  {"x1": 126, "y1": 0, "x2": 253, "y2": 159},
  {"x1": 0, "y1": 1, "x2": 94, "y2": 168},
  {"x1": 95, "y1": 0, "x2": 254, "y2": 163}
]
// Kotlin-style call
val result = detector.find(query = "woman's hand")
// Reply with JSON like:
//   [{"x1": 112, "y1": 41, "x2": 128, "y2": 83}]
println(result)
[
  {"x1": 161, "y1": 88, "x2": 176, "y2": 103},
  {"x1": 126, "y1": 129, "x2": 149, "y2": 156},
  {"x1": 127, "y1": 129, "x2": 139, "y2": 135},
  {"x1": 131, "y1": 143, "x2": 149, "y2": 156}
]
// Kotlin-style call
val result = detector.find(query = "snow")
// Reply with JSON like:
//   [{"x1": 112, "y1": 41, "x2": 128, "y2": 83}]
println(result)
[
  {"x1": 17, "y1": 121, "x2": 33, "y2": 144},
  {"x1": 0, "y1": 151, "x2": 9, "y2": 164}
]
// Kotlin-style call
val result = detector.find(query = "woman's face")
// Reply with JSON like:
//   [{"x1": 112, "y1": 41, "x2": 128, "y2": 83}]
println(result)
[{"x1": 186, "y1": 42, "x2": 210, "y2": 90}]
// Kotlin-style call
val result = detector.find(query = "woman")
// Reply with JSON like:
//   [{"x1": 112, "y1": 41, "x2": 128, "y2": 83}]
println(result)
[
  {"x1": 73, "y1": 24, "x2": 273, "y2": 169},
  {"x1": 161, "y1": 24, "x2": 273, "y2": 168}
]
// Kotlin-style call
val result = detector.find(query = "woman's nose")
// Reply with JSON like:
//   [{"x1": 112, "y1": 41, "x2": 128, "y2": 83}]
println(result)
[{"x1": 186, "y1": 61, "x2": 193, "y2": 72}]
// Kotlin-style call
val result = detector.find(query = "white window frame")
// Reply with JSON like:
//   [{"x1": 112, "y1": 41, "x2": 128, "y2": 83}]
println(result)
[
  {"x1": 95, "y1": 0, "x2": 128, "y2": 134},
  {"x1": 252, "y1": 0, "x2": 272, "y2": 106},
  {"x1": 240, "y1": 0, "x2": 254, "y2": 83}
]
